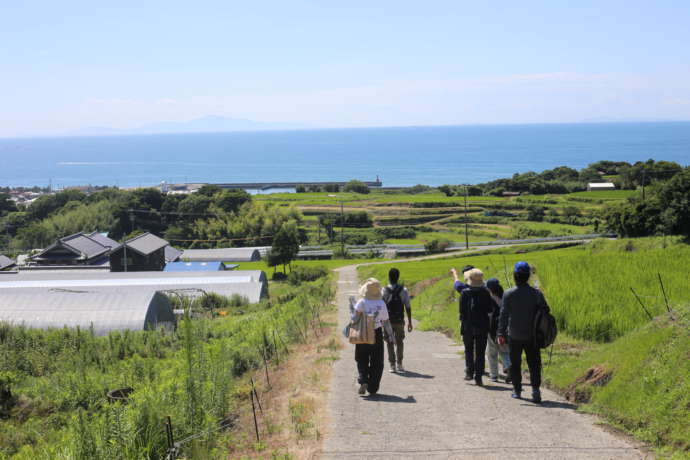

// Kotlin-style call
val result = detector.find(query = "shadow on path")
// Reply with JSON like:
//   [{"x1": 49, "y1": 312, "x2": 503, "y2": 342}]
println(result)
[
  {"x1": 397, "y1": 370, "x2": 434, "y2": 379},
  {"x1": 363, "y1": 394, "x2": 417, "y2": 403},
  {"x1": 520, "y1": 400, "x2": 578, "y2": 410}
]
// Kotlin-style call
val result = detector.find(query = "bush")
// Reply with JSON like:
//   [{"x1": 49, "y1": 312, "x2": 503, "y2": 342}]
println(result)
[
  {"x1": 374, "y1": 226, "x2": 416, "y2": 239},
  {"x1": 407, "y1": 184, "x2": 432, "y2": 194},
  {"x1": 295, "y1": 184, "x2": 307, "y2": 193},
  {"x1": 287, "y1": 265, "x2": 329, "y2": 285},
  {"x1": 195, "y1": 293, "x2": 248, "y2": 311},
  {"x1": 424, "y1": 238, "x2": 451, "y2": 253},
  {"x1": 343, "y1": 180, "x2": 370, "y2": 194}
]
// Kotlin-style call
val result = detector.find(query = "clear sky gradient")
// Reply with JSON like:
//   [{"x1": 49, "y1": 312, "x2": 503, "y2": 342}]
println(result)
[{"x1": 2, "y1": 1, "x2": 690, "y2": 137}]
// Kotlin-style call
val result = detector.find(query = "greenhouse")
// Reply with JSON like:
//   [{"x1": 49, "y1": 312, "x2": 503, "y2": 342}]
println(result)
[{"x1": 0, "y1": 289, "x2": 175, "y2": 335}]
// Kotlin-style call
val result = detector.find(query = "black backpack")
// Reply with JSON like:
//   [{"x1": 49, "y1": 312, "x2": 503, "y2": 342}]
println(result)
[
  {"x1": 384, "y1": 285, "x2": 405, "y2": 323},
  {"x1": 534, "y1": 308, "x2": 558, "y2": 349}
]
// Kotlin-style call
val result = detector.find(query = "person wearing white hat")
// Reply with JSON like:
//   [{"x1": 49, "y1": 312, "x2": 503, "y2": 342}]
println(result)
[
  {"x1": 459, "y1": 268, "x2": 494, "y2": 386},
  {"x1": 352, "y1": 278, "x2": 395, "y2": 396}
]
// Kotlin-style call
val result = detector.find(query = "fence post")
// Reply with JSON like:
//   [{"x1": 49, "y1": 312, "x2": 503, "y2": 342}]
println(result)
[
  {"x1": 657, "y1": 272, "x2": 672, "y2": 314},
  {"x1": 164, "y1": 416, "x2": 177, "y2": 460},
  {"x1": 249, "y1": 386, "x2": 260, "y2": 443},
  {"x1": 261, "y1": 347, "x2": 271, "y2": 389},
  {"x1": 630, "y1": 287, "x2": 653, "y2": 320}
]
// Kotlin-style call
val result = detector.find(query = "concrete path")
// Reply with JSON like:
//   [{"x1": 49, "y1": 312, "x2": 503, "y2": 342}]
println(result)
[{"x1": 321, "y1": 265, "x2": 648, "y2": 459}]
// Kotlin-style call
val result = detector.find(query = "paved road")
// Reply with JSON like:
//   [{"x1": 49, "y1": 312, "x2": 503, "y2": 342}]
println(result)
[{"x1": 321, "y1": 265, "x2": 648, "y2": 460}]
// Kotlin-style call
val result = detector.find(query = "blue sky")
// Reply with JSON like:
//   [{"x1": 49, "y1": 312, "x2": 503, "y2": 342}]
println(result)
[{"x1": 2, "y1": 1, "x2": 690, "y2": 136}]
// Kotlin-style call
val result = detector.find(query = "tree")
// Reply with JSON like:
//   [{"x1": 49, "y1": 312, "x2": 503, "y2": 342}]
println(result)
[
  {"x1": 438, "y1": 185, "x2": 454, "y2": 197},
  {"x1": 197, "y1": 184, "x2": 222, "y2": 197},
  {"x1": 526, "y1": 205, "x2": 546, "y2": 222},
  {"x1": 270, "y1": 222, "x2": 301, "y2": 273},
  {"x1": 343, "y1": 180, "x2": 370, "y2": 194},
  {"x1": 214, "y1": 189, "x2": 251, "y2": 213}
]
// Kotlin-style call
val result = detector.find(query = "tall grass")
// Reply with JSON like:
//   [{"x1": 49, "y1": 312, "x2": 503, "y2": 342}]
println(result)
[{"x1": 359, "y1": 237, "x2": 690, "y2": 341}]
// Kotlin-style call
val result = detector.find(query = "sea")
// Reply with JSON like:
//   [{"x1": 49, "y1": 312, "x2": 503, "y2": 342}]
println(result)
[{"x1": 1, "y1": 122, "x2": 689, "y2": 189}]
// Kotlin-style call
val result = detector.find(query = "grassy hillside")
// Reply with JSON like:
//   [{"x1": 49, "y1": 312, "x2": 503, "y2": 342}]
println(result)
[
  {"x1": 545, "y1": 307, "x2": 690, "y2": 457},
  {"x1": 359, "y1": 237, "x2": 690, "y2": 341}
]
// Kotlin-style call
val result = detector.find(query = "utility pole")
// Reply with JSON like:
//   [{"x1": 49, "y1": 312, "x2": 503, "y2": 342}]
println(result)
[
  {"x1": 340, "y1": 201, "x2": 345, "y2": 255},
  {"x1": 464, "y1": 185, "x2": 469, "y2": 249},
  {"x1": 641, "y1": 169, "x2": 646, "y2": 201}
]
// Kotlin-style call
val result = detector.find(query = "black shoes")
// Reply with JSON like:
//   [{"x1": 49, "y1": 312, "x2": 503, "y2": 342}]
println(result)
[
  {"x1": 532, "y1": 389, "x2": 542, "y2": 404},
  {"x1": 475, "y1": 376, "x2": 483, "y2": 386},
  {"x1": 511, "y1": 385, "x2": 522, "y2": 399},
  {"x1": 464, "y1": 372, "x2": 473, "y2": 381}
]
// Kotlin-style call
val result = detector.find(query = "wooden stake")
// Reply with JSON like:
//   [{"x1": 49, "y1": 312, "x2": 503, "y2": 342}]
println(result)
[
  {"x1": 657, "y1": 272, "x2": 672, "y2": 314},
  {"x1": 630, "y1": 287, "x2": 653, "y2": 320},
  {"x1": 249, "y1": 386, "x2": 260, "y2": 443}
]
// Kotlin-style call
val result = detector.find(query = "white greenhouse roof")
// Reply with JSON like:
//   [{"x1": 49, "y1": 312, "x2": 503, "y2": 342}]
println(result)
[
  {"x1": 0, "y1": 289, "x2": 175, "y2": 335},
  {"x1": 181, "y1": 248, "x2": 261, "y2": 262},
  {"x1": 0, "y1": 270, "x2": 268, "y2": 302}
]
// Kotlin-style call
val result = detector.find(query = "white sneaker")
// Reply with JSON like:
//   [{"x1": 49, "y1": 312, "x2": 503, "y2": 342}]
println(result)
[
  {"x1": 389, "y1": 364, "x2": 397, "y2": 373},
  {"x1": 397, "y1": 364, "x2": 405, "y2": 372}
]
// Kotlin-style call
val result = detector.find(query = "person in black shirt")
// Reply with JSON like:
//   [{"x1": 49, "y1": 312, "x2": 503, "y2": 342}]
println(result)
[{"x1": 459, "y1": 268, "x2": 494, "y2": 386}]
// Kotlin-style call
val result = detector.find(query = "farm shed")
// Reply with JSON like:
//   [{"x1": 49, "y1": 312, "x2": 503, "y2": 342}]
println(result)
[
  {"x1": 164, "y1": 261, "x2": 238, "y2": 272},
  {"x1": 180, "y1": 247, "x2": 261, "y2": 262},
  {"x1": 110, "y1": 232, "x2": 169, "y2": 272},
  {"x1": 0, "y1": 255, "x2": 16, "y2": 271},
  {"x1": 0, "y1": 289, "x2": 175, "y2": 335},
  {"x1": 0, "y1": 270, "x2": 268, "y2": 302},
  {"x1": 164, "y1": 246, "x2": 183, "y2": 263},
  {"x1": 31, "y1": 232, "x2": 111, "y2": 266},
  {"x1": 587, "y1": 182, "x2": 616, "y2": 191}
]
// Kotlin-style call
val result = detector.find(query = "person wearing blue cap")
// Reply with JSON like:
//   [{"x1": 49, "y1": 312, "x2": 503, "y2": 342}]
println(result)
[{"x1": 497, "y1": 261, "x2": 550, "y2": 403}]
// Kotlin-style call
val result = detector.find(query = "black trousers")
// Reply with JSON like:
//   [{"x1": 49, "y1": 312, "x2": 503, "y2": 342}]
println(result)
[
  {"x1": 509, "y1": 339, "x2": 542, "y2": 391},
  {"x1": 462, "y1": 332, "x2": 488, "y2": 378},
  {"x1": 355, "y1": 328, "x2": 384, "y2": 394}
]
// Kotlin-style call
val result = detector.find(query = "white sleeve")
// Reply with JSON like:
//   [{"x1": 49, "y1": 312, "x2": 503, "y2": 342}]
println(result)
[
  {"x1": 378, "y1": 300, "x2": 390, "y2": 321},
  {"x1": 354, "y1": 299, "x2": 365, "y2": 313}
]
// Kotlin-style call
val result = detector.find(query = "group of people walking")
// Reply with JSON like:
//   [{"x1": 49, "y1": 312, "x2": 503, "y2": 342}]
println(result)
[{"x1": 350, "y1": 261, "x2": 550, "y2": 404}]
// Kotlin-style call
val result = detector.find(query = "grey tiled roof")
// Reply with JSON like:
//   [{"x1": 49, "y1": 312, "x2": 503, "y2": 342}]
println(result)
[
  {"x1": 61, "y1": 233, "x2": 110, "y2": 259},
  {"x1": 87, "y1": 232, "x2": 119, "y2": 249},
  {"x1": 0, "y1": 255, "x2": 16, "y2": 270},
  {"x1": 164, "y1": 246, "x2": 183, "y2": 262},
  {"x1": 124, "y1": 233, "x2": 169, "y2": 256}
]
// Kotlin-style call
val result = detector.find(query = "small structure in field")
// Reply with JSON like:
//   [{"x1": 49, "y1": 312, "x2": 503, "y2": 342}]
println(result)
[
  {"x1": 587, "y1": 182, "x2": 616, "y2": 191},
  {"x1": 109, "y1": 232, "x2": 169, "y2": 272},
  {"x1": 180, "y1": 247, "x2": 261, "y2": 262},
  {"x1": 0, "y1": 255, "x2": 16, "y2": 271},
  {"x1": 164, "y1": 261, "x2": 237, "y2": 272},
  {"x1": 0, "y1": 289, "x2": 175, "y2": 335}
]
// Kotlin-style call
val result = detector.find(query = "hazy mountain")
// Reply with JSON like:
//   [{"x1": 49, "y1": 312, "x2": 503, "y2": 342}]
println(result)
[{"x1": 71, "y1": 116, "x2": 311, "y2": 136}]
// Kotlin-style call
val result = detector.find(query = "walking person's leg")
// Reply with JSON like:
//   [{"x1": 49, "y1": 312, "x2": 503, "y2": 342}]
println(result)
[
  {"x1": 500, "y1": 349, "x2": 512, "y2": 383},
  {"x1": 368, "y1": 328, "x2": 385, "y2": 394},
  {"x1": 355, "y1": 344, "x2": 371, "y2": 394},
  {"x1": 393, "y1": 322, "x2": 405, "y2": 370},
  {"x1": 462, "y1": 332, "x2": 475, "y2": 380},
  {"x1": 486, "y1": 335, "x2": 499, "y2": 380},
  {"x1": 509, "y1": 340, "x2": 524, "y2": 397},
  {"x1": 524, "y1": 341, "x2": 543, "y2": 402},
  {"x1": 474, "y1": 333, "x2": 488, "y2": 385},
  {"x1": 386, "y1": 326, "x2": 397, "y2": 371}
]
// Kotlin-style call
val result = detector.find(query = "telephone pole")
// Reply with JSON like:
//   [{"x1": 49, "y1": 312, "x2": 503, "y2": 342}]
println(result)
[
  {"x1": 340, "y1": 201, "x2": 345, "y2": 255},
  {"x1": 464, "y1": 185, "x2": 469, "y2": 249}
]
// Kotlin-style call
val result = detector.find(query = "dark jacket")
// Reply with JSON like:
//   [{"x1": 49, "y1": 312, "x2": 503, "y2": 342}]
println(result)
[
  {"x1": 497, "y1": 284, "x2": 550, "y2": 342},
  {"x1": 459, "y1": 286, "x2": 494, "y2": 336}
]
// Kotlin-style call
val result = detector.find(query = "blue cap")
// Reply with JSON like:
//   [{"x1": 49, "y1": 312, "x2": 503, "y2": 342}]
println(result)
[{"x1": 514, "y1": 261, "x2": 531, "y2": 274}]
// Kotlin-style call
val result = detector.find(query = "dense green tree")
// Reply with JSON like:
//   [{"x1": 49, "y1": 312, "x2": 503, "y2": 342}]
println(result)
[
  {"x1": 214, "y1": 189, "x2": 251, "y2": 214},
  {"x1": 0, "y1": 193, "x2": 17, "y2": 216},
  {"x1": 269, "y1": 222, "x2": 301, "y2": 273},
  {"x1": 343, "y1": 180, "x2": 370, "y2": 194}
]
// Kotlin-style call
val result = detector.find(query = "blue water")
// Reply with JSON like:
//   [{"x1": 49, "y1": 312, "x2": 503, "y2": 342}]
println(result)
[{"x1": 1, "y1": 123, "x2": 689, "y2": 188}]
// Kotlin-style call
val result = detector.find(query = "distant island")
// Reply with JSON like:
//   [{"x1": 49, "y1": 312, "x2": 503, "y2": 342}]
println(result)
[{"x1": 69, "y1": 115, "x2": 312, "y2": 136}]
